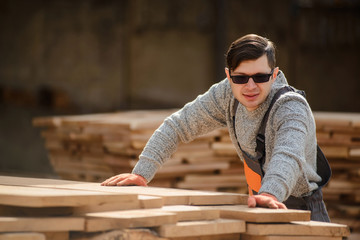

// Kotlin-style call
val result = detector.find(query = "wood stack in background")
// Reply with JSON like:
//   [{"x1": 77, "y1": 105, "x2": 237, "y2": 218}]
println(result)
[
  {"x1": 313, "y1": 112, "x2": 360, "y2": 235},
  {"x1": 32, "y1": 109, "x2": 246, "y2": 192},
  {"x1": 33, "y1": 110, "x2": 360, "y2": 237},
  {"x1": 0, "y1": 175, "x2": 351, "y2": 240}
]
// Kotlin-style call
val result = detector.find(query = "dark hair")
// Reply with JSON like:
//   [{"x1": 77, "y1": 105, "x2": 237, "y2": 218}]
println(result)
[{"x1": 226, "y1": 34, "x2": 276, "y2": 71}]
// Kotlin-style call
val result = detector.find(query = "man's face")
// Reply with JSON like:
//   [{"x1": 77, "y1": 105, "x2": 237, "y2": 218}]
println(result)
[{"x1": 225, "y1": 54, "x2": 278, "y2": 111}]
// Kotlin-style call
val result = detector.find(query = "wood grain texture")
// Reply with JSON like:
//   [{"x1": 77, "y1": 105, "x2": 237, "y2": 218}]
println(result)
[
  {"x1": 246, "y1": 221, "x2": 350, "y2": 237},
  {"x1": 202, "y1": 205, "x2": 310, "y2": 222},
  {"x1": 160, "y1": 205, "x2": 219, "y2": 221},
  {"x1": 240, "y1": 234, "x2": 342, "y2": 240},
  {"x1": 84, "y1": 209, "x2": 177, "y2": 232},
  {"x1": 0, "y1": 217, "x2": 84, "y2": 232},
  {"x1": 0, "y1": 184, "x2": 137, "y2": 208},
  {"x1": 70, "y1": 229, "x2": 168, "y2": 240},
  {"x1": 0, "y1": 233, "x2": 46, "y2": 240},
  {"x1": 155, "y1": 219, "x2": 246, "y2": 238}
]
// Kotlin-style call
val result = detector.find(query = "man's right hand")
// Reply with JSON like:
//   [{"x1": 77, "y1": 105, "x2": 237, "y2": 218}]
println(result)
[{"x1": 101, "y1": 173, "x2": 148, "y2": 187}]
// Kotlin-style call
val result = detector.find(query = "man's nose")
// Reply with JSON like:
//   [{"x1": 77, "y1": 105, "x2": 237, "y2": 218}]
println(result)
[{"x1": 246, "y1": 78, "x2": 257, "y2": 89}]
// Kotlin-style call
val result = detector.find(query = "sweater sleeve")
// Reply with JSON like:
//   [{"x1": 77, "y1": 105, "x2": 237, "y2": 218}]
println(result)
[
  {"x1": 132, "y1": 79, "x2": 231, "y2": 182},
  {"x1": 258, "y1": 93, "x2": 319, "y2": 202}
]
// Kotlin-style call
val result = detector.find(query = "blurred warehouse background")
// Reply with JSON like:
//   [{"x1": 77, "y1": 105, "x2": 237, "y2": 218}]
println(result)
[{"x1": 0, "y1": 0, "x2": 359, "y2": 176}]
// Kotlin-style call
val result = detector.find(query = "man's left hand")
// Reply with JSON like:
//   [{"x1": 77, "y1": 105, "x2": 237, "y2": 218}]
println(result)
[{"x1": 248, "y1": 193, "x2": 287, "y2": 209}]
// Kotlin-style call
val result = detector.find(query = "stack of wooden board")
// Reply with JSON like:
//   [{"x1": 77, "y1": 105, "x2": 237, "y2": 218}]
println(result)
[
  {"x1": 314, "y1": 112, "x2": 360, "y2": 234},
  {"x1": 32, "y1": 110, "x2": 246, "y2": 191},
  {"x1": 33, "y1": 110, "x2": 360, "y2": 236},
  {"x1": 0, "y1": 176, "x2": 350, "y2": 240}
]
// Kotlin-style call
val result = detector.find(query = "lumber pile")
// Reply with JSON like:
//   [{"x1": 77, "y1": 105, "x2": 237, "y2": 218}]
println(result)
[
  {"x1": 313, "y1": 112, "x2": 360, "y2": 234},
  {"x1": 0, "y1": 176, "x2": 350, "y2": 240},
  {"x1": 33, "y1": 110, "x2": 360, "y2": 237},
  {"x1": 32, "y1": 109, "x2": 246, "y2": 192}
]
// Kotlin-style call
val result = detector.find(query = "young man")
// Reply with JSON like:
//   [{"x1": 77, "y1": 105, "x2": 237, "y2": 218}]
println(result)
[{"x1": 102, "y1": 34, "x2": 330, "y2": 222}]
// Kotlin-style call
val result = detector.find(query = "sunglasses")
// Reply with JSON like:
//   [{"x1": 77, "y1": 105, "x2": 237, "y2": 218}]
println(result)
[{"x1": 229, "y1": 69, "x2": 274, "y2": 84}]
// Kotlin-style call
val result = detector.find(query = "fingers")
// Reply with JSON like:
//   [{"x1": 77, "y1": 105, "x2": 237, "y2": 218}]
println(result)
[
  {"x1": 117, "y1": 177, "x2": 147, "y2": 187},
  {"x1": 247, "y1": 194, "x2": 288, "y2": 209},
  {"x1": 267, "y1": 200, "x2": 280, "y2": 209},
  {"x1": 101, "y1": 173, "x2": 130, "y2": 186},
  {"x1": 101, "y1": 173, "x2": 148, "y2": 187},
  {"x1": 247, "y1": 196, "x2": 257, "y2": 208},
  {"x1": 277, "y1": 202, "x2": 287, "y2": 209}
]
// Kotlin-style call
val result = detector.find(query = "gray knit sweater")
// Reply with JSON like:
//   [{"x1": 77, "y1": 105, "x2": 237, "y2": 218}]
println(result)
[{"x1": 132, "y1": 71, "x2": 321, "y2": 202}]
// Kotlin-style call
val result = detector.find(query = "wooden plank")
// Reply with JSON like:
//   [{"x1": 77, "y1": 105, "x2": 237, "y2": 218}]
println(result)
[
  {"x1": 176, "y1": 174, "x2": 247, "y2": 189},
  {"x1": 212, "y1": 142, "x2": 238, "y2": 156},
  {"x1": 328, "y1": 179, "x2": 360, "y2": 190},
  {"x1": 139, "y1": 195, "x2": 164, "y2": 209},
  {"x1": 0, "y1": 216, "x2": 84, "y2": 232},
  {"x1": 84, "y1": 209, "x2": 177, "y2": 232},
  {"x1": 240, "y1": 234, "x2": 342, "y2": 240},
  {"x1": 245, "y1": 221, "x2": 350, "y2": 237},
  {"x1": 42, "y1": 232, "x2": 69, "y2": 240},
  {"x1": 350, "y1": 148, "x2": 360, "y2": 158},
  {"x1": 61, "y1": 185, "x2": 247, "y2": 206},
  {"x1": 0, "y1": 205, "x2": 73, "y2": 217},
  {"x1": 337, "y1": 204, "x2": 360, "y2": 216},
  {"x1": 160, "y1": 205, "x2": 219, "y2": 221},
  {"x1": 0, "y1": 176, "x2": 247, "y2": 206},
  {"x1": 0, "y1": 176, "x2": 140, "y2": 207},
  {"x1": 0, "y1": 176, "x2": 163, "y2": 209},
  {"x1": 156, "y1": 162, "x2": 230, "y2": 177},
  {"x1": 0, "y1": 185, "x2": 137, "y2": 209},
  {"x1": 182, "y1": 174, "x2": 246, "y2": 183},
  {"x1": 202, "y1": 205, "x2": 310, "y2": 222},
  {"x1": 155, "y1": 219, "x2": 246, "y2": 238},
  {"x1": 73, "y1": 200, "x2": 140, "y2": 214},
  {"x1": 330, "y1": 218, "x2": 360, "y2": 232},
  {"x1": 0, "y1": 233, "x2": 46, "y2": 240},
  {"x1": 99, "y1": 185, "x2": 247, "y2": 205},
  {"x1": 320, "y1": 146, "x2": 349, "y2": 158},
  {"x1": 313, "y1": 112, "x2": 354, "y2": 129},
  {"x1": 70, "y1": 229, "x2": 167, "y2": 240},
  {"x1": 32, "y1": 112, "x2": 126, "y2": 127},
  {"x1": 184, "y1": 155, "x2": 236, "y2": 164},
  {"x1": 169, "y1": 233, "x2": 241, "y2": 240},
  {"x1": 348, "y1": 233, "x2": 360, "y2": 240}
]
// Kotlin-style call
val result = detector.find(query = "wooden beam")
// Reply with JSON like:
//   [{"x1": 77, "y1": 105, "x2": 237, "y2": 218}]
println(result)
[
  {"x1": 240, "y1": 234, "x2": 342, "y2": 240},
  {"x1": 0, "y1": 217, "x2": 84, "y2": 232},
  {"x1": 0, "y1": 233, "x2": 46, "y2": 240},
  {"x1": 202, "y1": 205, "x2": 310, "y2": 222},
  {"x1": 155, "y1": 219, "x2": 246, "y2": 238},
  {"x1": 84, "y1": 209, "x2": 177, "y2": 232},
  {"x1": 161, "y1": 205, "x2": 219, "y2": 221},
  {"x1": 245, "y1": 221, "x2": 350, "y2": 237},
  {"x1": 0, "y1": 185, "x2": 138, "y2": 209}
]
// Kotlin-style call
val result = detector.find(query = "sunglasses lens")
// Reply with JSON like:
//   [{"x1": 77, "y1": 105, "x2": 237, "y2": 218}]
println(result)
[
  {"x1": 253, "y1": 74, "x2": 270, "y2": 83},
  {"x1": 232, "y1": 76, "x2": 248, "y2": 84}
]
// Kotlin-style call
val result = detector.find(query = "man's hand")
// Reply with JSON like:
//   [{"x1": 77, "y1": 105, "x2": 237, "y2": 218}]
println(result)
[
  {"x1": 101, "y1": 173, "x2": 148, "y2": 187},
  {"x1": 248, "y1": 193, "x2": 287, "y2": 209}
]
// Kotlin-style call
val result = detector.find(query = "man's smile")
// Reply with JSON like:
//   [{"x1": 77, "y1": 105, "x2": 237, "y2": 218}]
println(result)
[{"x1": 243, "y1": 93, "x2": 260, "y2": 100}]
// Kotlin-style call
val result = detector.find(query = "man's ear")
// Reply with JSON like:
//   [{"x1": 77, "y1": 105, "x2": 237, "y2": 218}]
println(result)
[
  {"x1": 272, "y1": 67, "x2": 279, "y2": 80},
  {"x1": 225, "y1": 68, "x2": 231, "y2": 81}
]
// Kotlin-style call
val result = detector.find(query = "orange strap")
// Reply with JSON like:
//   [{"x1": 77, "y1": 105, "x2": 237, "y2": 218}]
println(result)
[{"x1": 243, "y1": 160, "x2": 262, "y2": 194}]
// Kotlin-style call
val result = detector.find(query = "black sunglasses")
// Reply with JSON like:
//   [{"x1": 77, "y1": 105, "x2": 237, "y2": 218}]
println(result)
[{"x1": 229, "y1": 69, "x2": 274, "y2": 84}]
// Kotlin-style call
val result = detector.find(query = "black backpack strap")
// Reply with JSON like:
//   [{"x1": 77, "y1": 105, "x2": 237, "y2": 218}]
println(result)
[{"x1": 316, "y1": 145, "x2": 332, "y2": 187}]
